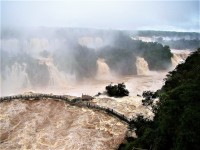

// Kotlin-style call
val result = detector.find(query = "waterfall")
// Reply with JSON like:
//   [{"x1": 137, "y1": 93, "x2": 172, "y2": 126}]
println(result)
[
  {"x1": 39, "y1": 57, "x2": 74, "y2": 87},
  {"x1": 136, "y1": 57, "x2": 150, "y2": 75},
  {"x1": 171, "y1": 50, "x2": 191, "y2": 68},
  {"x1": 1, "y1": 63, "x2": 31, "y2": 95},
  {"x1": 96, "y1": 58, "x2": 111, "y2": 79},
  {"x1": 78, "y1": 36, "x2": 103, "y2": 49}
]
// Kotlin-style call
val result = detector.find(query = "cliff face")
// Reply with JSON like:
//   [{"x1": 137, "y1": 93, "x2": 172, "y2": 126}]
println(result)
[{"x1": 0, "y1": 99, "x2": 127, "y2": 150}]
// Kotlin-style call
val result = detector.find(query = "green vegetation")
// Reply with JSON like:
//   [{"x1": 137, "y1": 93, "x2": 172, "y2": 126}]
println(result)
[
  {"x1": 142, "y1": 44, "x2": 172, "y2": 70},
  {"x1": 54, "y1": 31, "x2": 173, "y2": 77},
  {"x1": 106, "y1": 83, "x2": 129, "y2": 97},
  {"x1": 99, "y1": 46, "x2": 137, "y2": 75},
  {"x1": 72, "y1": 45, "x2": 98, "y2": 79},
  {"x1": 137, "y1": 30, "x2": 199, "y2": 39},
  {"x1": 53, "y1": 44, "x2": 98, "y2": 80},
  {"x1": 119, "y1": 48, "x2": 200, "y2": 150},
  {"x1": 135, "y1": 30, "x2": 200, "y2": 50},
  {"x1": 141, "y1": 91, "x2": 157, "y2": 107},
  {"x1": 99, "y1": 32, "x2": 172, "y2": 75},
  {"x1": 158, "y1": 38, "x2": 200, "y2": 50}
]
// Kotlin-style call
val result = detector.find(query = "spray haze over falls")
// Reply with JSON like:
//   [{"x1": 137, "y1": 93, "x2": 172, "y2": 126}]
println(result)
[{"x1": 0, "y1": 28, "x2": 194, "y2": 96}]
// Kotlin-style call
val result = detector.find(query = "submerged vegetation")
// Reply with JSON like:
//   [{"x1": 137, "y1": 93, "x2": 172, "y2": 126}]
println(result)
[{"x1": 120, "y1": 48, "x2": 200, "y2": 150}]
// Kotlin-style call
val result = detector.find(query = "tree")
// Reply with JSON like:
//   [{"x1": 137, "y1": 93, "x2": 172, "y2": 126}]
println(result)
[
  {"x1": 141, "y1": 91, "x2": 157, "y2": 107},
  {"x1": 105, "y1": 83, "x2": 129, "y2": 97},
  {"x1": 119, "y1": 48, "x2": 200, "y2": 150}
]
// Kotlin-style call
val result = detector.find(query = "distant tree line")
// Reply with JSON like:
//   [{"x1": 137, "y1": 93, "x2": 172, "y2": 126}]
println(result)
[
  {"x1": 136, "y1": 30, "x2": 200, "y2": 39},
  {"x1": 158, "y1": 38, "x2": 200, "y2": 50}
]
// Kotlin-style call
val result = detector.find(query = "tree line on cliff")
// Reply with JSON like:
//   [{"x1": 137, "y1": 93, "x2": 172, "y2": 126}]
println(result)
[{"x1": 119, "y1": 48, "x2": 200, "y2": 150}]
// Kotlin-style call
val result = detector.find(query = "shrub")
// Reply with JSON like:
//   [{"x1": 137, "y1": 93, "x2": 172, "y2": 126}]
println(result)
[{"x1": 105, "y1": 83, "x2": 129, "y2": 97}]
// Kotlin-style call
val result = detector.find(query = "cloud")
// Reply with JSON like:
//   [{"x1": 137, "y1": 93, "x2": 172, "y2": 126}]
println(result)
[{"x1": 1, "y1": 1, "x2": 199, "y2": 32}]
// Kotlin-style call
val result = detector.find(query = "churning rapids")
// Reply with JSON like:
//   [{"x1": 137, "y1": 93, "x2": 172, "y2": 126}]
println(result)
[{"x1": 0, "y1": 36, "x2": 191, "y2": 150}]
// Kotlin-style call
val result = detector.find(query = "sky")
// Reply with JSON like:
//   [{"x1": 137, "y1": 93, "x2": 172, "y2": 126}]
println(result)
[{"x1": 1, "y1": 0, "x2": 200, "y2": 32}]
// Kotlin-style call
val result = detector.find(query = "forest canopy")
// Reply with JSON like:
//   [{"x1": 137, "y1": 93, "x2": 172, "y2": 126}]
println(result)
[{"x1": 119, "y1": 48, "x2": 200, "y2": 150}]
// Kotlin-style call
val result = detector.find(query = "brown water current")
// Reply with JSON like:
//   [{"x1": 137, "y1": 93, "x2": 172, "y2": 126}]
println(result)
[{"x1": 0, "y1": 99, "x2": 127, "y2": 150}]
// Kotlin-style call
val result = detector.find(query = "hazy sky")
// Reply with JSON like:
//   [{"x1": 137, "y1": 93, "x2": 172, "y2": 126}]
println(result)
[{"x1": 1, "y1": 0, "x2": 200, "y2": 32}]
